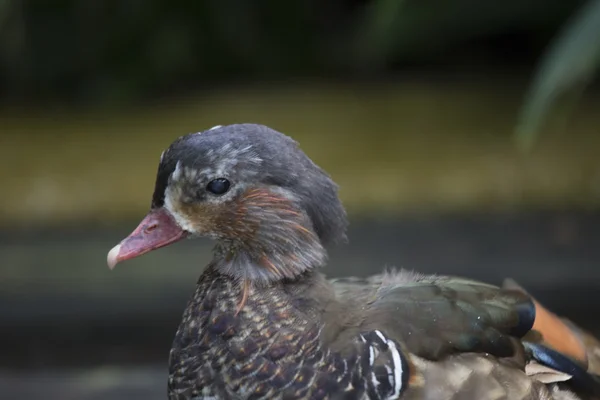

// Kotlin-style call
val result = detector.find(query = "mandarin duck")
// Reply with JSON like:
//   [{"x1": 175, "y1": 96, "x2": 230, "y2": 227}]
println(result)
[{"x1": 107, "y1": 124, "x2": 600, "y2": 400}]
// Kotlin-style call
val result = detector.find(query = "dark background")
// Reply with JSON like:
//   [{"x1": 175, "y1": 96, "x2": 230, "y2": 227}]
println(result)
[{"x1": 1, "y1": 1, "x2": 599, "y2": 399}]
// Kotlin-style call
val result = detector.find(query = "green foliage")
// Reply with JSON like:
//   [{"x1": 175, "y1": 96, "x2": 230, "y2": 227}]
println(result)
[
  {"x1": 0, "y1": 0, "x2": 591, "y2": 107},
  {"x1": 516, "y1": 0, "x2": 600, "y2": 151}
]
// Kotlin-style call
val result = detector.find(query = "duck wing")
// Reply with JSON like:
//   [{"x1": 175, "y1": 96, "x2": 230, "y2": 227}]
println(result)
[{"x1": 324, "y1": 270, "x2": 600, "y2": 399}]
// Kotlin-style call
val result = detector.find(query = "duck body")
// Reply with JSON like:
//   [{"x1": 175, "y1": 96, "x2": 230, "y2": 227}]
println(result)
[
  {"x1": 168, "y1": 267, "x2": 595, "y2": 400},
  {"x1": 108, "y1": 124, "x2": 600, "y2": 400}
]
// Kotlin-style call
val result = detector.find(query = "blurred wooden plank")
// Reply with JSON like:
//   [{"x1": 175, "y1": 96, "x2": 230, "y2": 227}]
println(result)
[
  {"x1": 1, "y1": 212, "x2": 599, "y2": 371},
  {"x1": 0, "y1": 366, "x2": 166, "y2": 400},
  {"x1": 1, "y1": 212, "x2": 599, "y2": 324},
  {"x1": 1, "y1": 81, "x2": 600, "y2": 228}
]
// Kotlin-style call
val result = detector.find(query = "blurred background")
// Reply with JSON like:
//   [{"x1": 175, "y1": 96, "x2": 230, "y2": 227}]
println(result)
[{"x1": 1, "y1": 0, "x2": 600, "y2": 398}]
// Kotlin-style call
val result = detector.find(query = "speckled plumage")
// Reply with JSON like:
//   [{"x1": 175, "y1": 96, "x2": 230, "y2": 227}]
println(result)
[
  {"x1": 109, "y1": 124, "x2": 600, "y2": 400},
  {"x1": 166, "y1": 265, "x2": 600, "y2": 400},
  {"x1": 168, "y1": 267, "x2": 408, "y2": 399}
]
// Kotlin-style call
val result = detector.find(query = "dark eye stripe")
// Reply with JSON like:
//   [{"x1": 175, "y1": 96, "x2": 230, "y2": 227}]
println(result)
[{"x1": 206, "y1": 178, "x2": 231, "y2": 195}]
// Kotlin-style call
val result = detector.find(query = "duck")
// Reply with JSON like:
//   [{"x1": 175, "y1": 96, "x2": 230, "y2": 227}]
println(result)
[{"x1": 107, "y1": 123, "x2": 600, "y2": 400}]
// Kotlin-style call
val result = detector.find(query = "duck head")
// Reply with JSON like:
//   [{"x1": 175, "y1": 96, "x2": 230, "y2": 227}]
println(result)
[{"x1": 107, "y1": 124, "x2": 347, "y2": 284}]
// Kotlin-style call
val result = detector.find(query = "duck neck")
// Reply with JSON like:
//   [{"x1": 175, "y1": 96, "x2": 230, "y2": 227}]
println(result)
[
  {"x1": 211, "y1": 188, "x2": 329, "y2": 286},
  {"x1": 212, "y1": 223, "x2": 327, "y2": 287}
]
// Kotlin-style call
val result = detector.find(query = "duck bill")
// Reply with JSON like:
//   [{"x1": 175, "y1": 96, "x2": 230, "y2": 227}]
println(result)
[{"x1": 107, "y1": 207, "x2": 188, "y2": 269}]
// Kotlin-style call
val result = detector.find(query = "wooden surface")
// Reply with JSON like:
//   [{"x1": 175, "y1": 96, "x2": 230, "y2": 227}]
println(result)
[{"x1": 2, "y1": 212, "x2": 600, "y2": 399}]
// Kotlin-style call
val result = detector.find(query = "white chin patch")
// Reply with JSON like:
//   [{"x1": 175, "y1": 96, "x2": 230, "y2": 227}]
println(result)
[{"x1": 163, "y1": 191, "x2": 195, "y2": 233}]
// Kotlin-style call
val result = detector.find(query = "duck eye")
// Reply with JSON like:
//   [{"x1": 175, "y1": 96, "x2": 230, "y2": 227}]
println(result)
[{"x1": 206, "y1": 178, "x2": 231, "y2": 195}]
